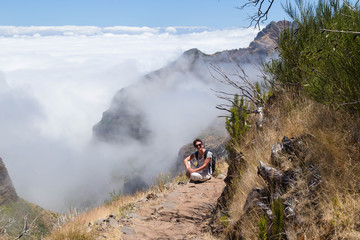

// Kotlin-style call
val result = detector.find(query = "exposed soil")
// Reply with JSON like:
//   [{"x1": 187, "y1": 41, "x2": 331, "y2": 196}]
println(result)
[{"x1": 93, "y1": 176, "x2": 225, "y2": 240}]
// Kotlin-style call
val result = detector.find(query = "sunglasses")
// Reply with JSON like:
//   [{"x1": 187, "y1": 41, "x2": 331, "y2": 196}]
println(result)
[{"x1": 194, "y1": 144, "x2": 202, "y2": 148}]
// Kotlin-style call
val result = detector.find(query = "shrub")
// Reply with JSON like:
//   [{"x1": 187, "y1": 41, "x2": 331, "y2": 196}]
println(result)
[
  {"x1": 271, "y1": 198, "x2": 284, "y2": 240},
  {"x1": 258, "y1": 215, "x2": 268, "y2": 240},
  {"x1": 265, "y1": 0, "x2": 360, "y2": 113},
  {"x1": 225, "y1": 94, "x2": 248, "y2": 160}
]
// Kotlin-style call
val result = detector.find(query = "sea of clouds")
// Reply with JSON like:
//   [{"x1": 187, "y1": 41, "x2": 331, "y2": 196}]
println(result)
[{"x1": 0, "y1": 26, "x2": 260, "y2": 212}]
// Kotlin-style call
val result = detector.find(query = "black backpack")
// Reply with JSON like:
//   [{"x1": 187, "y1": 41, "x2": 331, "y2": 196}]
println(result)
[{"x1": 194, "y1": 150, "x2": 216, "y2": 175}]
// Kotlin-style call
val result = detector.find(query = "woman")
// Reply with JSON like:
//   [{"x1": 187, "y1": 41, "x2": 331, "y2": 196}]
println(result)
[{"x1": 183, "y1": 138, "x2": 213, "y2": 182}]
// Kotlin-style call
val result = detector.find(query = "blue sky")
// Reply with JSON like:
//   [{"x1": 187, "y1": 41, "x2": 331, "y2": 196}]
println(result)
[{"x1": 0, "y1": 0, "x2": 291, "y2": 28}]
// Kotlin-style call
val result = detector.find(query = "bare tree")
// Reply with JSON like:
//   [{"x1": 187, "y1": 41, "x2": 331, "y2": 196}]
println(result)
[
  {"x1": 13, "y1": 215, "x2": 38, "y2": 240},
  {"x1": 209, "y1": 63, "x2": 266, "y2": 127},
  {"x1": 239, "y1": 0, "x2": 360, "y2": 28},
  {"x1": 239, "y1": 0, "x2": 276, "y2": 28},
  {"x1": 0, "y1": 217, "x2": 15, "y2": 234},
  {"x1": 0, "y1": 210, "x2": 38, "y2": 240}
]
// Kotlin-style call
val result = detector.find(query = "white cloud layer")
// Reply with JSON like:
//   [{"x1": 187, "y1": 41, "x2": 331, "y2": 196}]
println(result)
[
  {"x1": 0, "y1": 26, "x2": 260, "y2": 212},
  {"x1": 0, "y1": 25, "x2": 232, "y2": 37}
]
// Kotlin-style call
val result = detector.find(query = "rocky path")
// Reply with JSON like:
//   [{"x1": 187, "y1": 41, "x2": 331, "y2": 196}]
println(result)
[{"x1": 93, "y1": 176, "x2": 225, "y2": 240}]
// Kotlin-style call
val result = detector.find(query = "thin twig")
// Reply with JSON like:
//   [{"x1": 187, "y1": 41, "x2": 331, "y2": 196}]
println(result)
[
  {"x1": 321, "y1": 28, "x2": 360, "y2": 34},
  {"x1": 342, "y1": 0, "x2": 357, "y2": 11},
  {"x1": 238, "y1": 0, "x2": 275, "y2": 29},
  {"x1": 14, "y1": 215, "x2": 39, "y2": 240},
  {"x1": 337, "y1": 100, "x2": 360, "y2": 107}
]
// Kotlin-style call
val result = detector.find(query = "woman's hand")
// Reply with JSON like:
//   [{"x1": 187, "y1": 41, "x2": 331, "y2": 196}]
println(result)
[{"x1": 186, "y1": 168, "x2": 195, "y2": 178}]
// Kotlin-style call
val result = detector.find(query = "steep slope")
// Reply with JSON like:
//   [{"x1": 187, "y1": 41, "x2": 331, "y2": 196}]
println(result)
[
  {"x1": 211, "y1": 94, "x2": 360, "y2": 239},
  {"x1": 0, "y1": 157, "x2": 18, "y2": 205},
  {"x1": 0, "y1": 157, "x2": 57, "y2": 239}
]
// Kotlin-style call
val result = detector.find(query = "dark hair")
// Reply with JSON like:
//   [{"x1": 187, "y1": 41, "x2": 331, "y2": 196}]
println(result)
[{"x1": 193, "y1": 138, "x2": 203, "y2": 147}]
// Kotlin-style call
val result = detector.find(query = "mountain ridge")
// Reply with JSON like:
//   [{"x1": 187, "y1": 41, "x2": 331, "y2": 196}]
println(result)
[{"x1": 93, "y1": 20, "x2": 291, "y2": 144}]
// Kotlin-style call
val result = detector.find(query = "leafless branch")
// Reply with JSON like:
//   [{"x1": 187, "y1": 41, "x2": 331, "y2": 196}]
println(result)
[
  {"x1": 0, "y1": 218, "x2": 15, "y2": 234},
  {"x1": 0, "y1": 208, "x2": 15, "y2": 235},
  {"x1": 338, "y1": 100, "x2": 360, "y2": 106},
  {"x1": 216, "y1": 106, "x2": 232, "y2": 113},
  {"x1": 343, "y1": 0, "x2": 357, "y2": 12},
  {"x1": 14, "y1": 215, "x2": 38, "y2": 240},
  {"x1": 210, "y1": 63, "x2": 265, "y2": 108},
  {"x1": 335, "y1": 100, "x2": 360, "y2": 111},
  {"x1": 211, "y1": 89, "x2": 239, "y2": 97},
  {"x1": 321, "y1": 28, "x2": 360, "y2": 34},
  {"x1": 238, "y1": 0, "x2": 275, "y2": 29}
]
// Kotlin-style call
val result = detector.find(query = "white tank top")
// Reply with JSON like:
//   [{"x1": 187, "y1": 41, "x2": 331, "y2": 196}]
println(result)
[{"x1": 191, "y1": 150, "x2": 213, "y2": 175}]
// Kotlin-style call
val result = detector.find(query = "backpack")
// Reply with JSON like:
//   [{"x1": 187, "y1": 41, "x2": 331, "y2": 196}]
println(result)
[{"x1": 194, "y1": 150, "x2": 216, "y2": 175}]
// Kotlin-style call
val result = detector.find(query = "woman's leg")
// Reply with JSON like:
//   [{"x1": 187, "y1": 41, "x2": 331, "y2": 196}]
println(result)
[{"x1": 190, "y1": 172, "x2": 211, "y2": 182}]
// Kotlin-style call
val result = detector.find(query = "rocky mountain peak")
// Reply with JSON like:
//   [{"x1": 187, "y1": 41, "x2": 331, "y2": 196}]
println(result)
[
  {"x1": 0, "y1": 157, "x2": 18, "y2": 205},
  {"x1": 253, "y1": 20, "x2": 290, "y2": 42},
  {"x1": 182, "y1": 48, "x2": 205, "y2": 58},
  {"x1": 248, "y1": 20, "x2": 292, "y2": 55}
]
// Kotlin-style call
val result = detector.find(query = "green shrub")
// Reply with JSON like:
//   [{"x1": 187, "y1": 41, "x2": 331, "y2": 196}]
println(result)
[
  {"x1": 104, "y1": 190, "x2": 122, "y2": 205},
  {"x1": 225, "y1": 94, "x2": 248, "y2": 161},
  {"x1": 265, "y1": 0, "x2": 360, "y2": 113},
  {"x1": 258, "y1": 215, "x2": 268, "y2": 240},
  {"x1": 220, "y1": 214, "x2": 230, "y2": 227},
  {"x1": 271, "y1": 198, "x2": 284, "y2": 240}
]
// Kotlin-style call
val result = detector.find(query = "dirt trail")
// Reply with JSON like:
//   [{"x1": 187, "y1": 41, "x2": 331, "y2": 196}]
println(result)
[{"x1": 94, "y1": 176, "x2": 225, "y2": 240}]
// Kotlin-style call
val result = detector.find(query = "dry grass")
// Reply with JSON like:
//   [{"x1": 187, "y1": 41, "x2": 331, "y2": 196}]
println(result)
[
  {"x1": 44, "y1": 170, "x2": 194, "y2": 240},
  {"x1": 215, "y1": 160, "x2": 229, "y2": 176},
  {"x1": 224, "y1": 93, "x2": 360, "y2": 239},
  {"x1": 44, "y1": 204, "x2": 117, "y2": 240}
]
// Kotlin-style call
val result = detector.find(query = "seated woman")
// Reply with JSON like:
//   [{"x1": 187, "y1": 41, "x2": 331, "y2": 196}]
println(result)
[{"x1": 183, "y1": 138, "x2": 213, "y2": 182}]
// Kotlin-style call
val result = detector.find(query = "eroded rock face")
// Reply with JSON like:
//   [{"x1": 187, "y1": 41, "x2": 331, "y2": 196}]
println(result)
[
  {"x1": 93, "y1": 87, "x2": 152, "y2": 143},
  {"x1": 0, "y1": 157, "x2": 18, "y2": 205}
]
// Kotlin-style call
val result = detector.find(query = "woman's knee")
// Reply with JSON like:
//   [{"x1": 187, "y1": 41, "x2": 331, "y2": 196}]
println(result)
[
  {"x1": 190, "y1": 173, "x2": 202, "y2": 181},
  {"x1": 190, "y1": 173, "x2": 211, "y2": 182}
]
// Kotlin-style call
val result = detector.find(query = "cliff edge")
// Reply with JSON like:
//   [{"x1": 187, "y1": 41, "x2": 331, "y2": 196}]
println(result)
[{"x1": 0, "y1": 157, "x2": 18, "y2": 205}]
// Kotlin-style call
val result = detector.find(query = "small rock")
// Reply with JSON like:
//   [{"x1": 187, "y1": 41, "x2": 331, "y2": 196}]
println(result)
[
  {"x1": 155, "y1": 206, "x2": 164, "y2": 212},
  {"x1": 146, "y1": 192, "x2": 158, "y2": 200},
  {"x1": 128, "y1": 212, "x2": 137, "y2": 218},
  {"x1": 95, "y1": 219, "x2": 103, "y2": 225},
  {"x1": 137, "y1": 198, "x2": 146, "y2": 203},
  {"x1": 216, "y1": 174, "x2": 226, "y2": 179},
  {"x1": 121, "y1": 226, "x2": 135, "y2": 235},
  {"x1": 108, "y1": 218, "x2": 118, "y2": 228}
]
